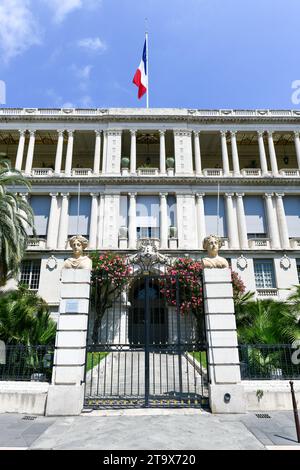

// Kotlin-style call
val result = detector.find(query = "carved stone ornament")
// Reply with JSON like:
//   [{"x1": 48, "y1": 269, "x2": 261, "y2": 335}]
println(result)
[
  {"x1": 280, "y1": 255, "x2": 291, "y2": 270},
  {"x1": 46, "y1": 255, "x2": 57, "y2": 270},
  {"x1": 202, "y1": 235, "x2": 229, "y2": 269},
  {"x1": 63, "y1": 235, "x2": 92, "y2": 270},
  {"x1": 128, "y1": 239, "x2": 173, "y2": 272},
  {"x1": 237, "y1": 255, "x2": 248, "y2": 270}
]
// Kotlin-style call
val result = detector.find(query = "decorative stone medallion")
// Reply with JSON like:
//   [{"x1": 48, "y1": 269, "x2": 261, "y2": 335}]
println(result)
[
  {"x1": 46, "y1": 255, "x2": 57, "y2": 270},
  {"x1": 280, "y1": 255, "x2": 291, "y2": 270},
  {"x1": 237, "y1": 255, "x2": 248, "y2": 270}
]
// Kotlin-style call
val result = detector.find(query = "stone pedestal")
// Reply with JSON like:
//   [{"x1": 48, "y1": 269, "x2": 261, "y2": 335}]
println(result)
[
  {"x1": 119, "y1": 237, "x2": 128, "y2": 249},
  {"x1": 168, "y1": 238, "x2": 178, "y2": 249},
  {"x1": 203, "y1": 268, "x2": 246, "y2": 413},
  {"x1": 46, "y1": 269, "x2": 91, "y2": 416}
]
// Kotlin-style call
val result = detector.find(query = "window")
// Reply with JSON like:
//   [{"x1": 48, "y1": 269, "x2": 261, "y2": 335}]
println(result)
[
  {"x1": 244, "y1": 196, "x2": 267, "y2": 238},
  {"x1": 254, "y1": 259, "x2": 275, "y2": 289},
  {"x1": 204, "y1": 196, "x2": 227, "y2": 237},
  {"x1": 283, "y1": 196, "x2": 300, "y2": 238},
  {"x1": 29, "y1": 195, "x2": 51, "y2": 238},
  {"x1": 137, "y1": 227, "x2": 160, "y2": 239},
  {"x1": 68, "y1": 196, "x2": 91, "y2": 236},
  {"x1": 20, "y1": 260, "x2": 41, "y2": 290},
  {"x1": 297, "y1": 260, "x2": 300, "y2": 283}
]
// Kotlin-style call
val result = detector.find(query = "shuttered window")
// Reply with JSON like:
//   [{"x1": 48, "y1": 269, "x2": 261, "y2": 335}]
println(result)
[
  {"x1": 204, "y1": 196, "x2": 227, "y2": 237},
  {"x1": 244, "y1": 196, "x2": 267, "y2": 238},
  {"x1": 30, "y1": 195, "x2": 51, "y2": 237},
  {"x1": 68, "y1": 196, "x2": 91, "y2": 236},
  {"x1": 283, "y1": 196, "x2": 300, "y2": 238}
]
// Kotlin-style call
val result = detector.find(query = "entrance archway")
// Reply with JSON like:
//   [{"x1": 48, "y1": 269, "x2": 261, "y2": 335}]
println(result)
[{"x1": 129, "y1": 278, "x2": 168, "y2": 345}]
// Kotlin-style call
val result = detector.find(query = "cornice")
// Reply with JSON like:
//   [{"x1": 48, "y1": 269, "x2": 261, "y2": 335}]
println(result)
[
  {"x1": 2, "y1": 108, "x2": 300, "y2": 126},
  {"x1": 25, "y1": 175, "x2": 300, "y2": 187}
]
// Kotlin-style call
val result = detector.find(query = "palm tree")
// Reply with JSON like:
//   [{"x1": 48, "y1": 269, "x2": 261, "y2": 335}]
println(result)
[
  {"x1": 0, "y1": 160, "x2": 35, "y2": 286},
  {"x1": 0, "y1": 285, "x2": 56, "y2": 345},
  {"x1": 287, "y1": 285, "x2": 300, "y2": 319},
  {"x1": 237, "y1": 298, "x2": 300, "y2": 345}
]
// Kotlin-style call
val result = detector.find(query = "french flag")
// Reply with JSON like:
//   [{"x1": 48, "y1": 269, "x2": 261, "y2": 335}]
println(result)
[{"x1": 133, "y1": 39, "x2": 147, "y2": 99}]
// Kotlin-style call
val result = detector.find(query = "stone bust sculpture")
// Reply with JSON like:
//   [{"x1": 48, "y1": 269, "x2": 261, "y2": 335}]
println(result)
[
  {"x1": 63, "y1": 235, "x2": 92, "y2": 270},
  {"x1": 202, "y1": 235, "x2": 229, "y2": 269}
]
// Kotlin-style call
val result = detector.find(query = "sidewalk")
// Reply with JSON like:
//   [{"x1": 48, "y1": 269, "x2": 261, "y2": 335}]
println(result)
[{"x1": 0, "y1": 410, "x2": 299, "y2": 450}]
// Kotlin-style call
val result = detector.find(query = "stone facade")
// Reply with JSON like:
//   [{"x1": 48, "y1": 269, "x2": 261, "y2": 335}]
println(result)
[{"x1": 0, "y1": 108, "x2": 299, "y2": 316}]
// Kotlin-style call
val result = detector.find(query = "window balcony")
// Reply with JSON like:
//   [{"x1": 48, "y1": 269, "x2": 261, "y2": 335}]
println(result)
[
  {"x1": 72, "y1": 168, "x2": 93, "y2": 177},
  {"x1": 203, "y1": 168, "x2": 223, "y2": 177},
  {"x1": 137, "y1": 167, "x2": 159, "y2": 176},
  {"x1": 241, "y1": 168, "x2": 262, "y2": 177},
  {"x1": 248, "y1": 238, "x2": 270, "y2": 249},
  {"x1": 279, "y1": 169, "x2": 300, "y2": 177},
  {"x1": 257, "y1": 288, "x2": 278, "y2": 297},
  {"x1": 31, "y1": 168, "x2": 54, "y2": 176},
  {"x1": 27, "y1": 237, "x2": 47, "y2": 250}
]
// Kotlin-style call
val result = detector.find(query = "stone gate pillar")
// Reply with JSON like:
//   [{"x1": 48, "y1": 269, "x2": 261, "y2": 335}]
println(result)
[
  {"x1": 203, "y1": 268, "x2": 246, "y2": 413},
  {"x1": 46, "y1": 269, "x2": 91, "y2": 416}
]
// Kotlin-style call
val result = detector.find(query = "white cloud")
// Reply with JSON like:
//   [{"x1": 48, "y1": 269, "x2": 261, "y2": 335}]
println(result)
[
  {"x1": 72, "y1": 64, "x2": 93, "y2": 80},
  {"x1": 46, "y1": 0, "x2": 102, "y2": 23},
  {"x1": 79, "y1": 95, "x2": 93, "y2": 107},
  {"x1": 0, "y1": 0, "x2": 41, "y2": 62},
  {"x1": 78, "y1": 37, "x2": 106, "y2": 53}
]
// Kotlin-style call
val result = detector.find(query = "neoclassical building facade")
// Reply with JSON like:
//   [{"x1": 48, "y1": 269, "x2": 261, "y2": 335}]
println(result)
[{"x1": 0, "y1": 107, "x2": 300, "y2": 316}]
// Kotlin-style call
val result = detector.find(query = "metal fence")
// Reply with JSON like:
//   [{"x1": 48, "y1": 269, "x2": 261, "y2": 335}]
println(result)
[
  {"x1": 0, "y1": 345, "x2": 54, "y2": 382},
  {"x1": 239, "y1": 344, "x2": 300, "y2": 380},
  {"x1": 85, "y1": 271, "x2": 209, "y2": 409}
]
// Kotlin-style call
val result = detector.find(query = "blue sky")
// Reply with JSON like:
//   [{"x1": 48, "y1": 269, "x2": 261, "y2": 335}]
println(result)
[{"x1": 0, "y1": 0, "x2": 300, "y2": 109}]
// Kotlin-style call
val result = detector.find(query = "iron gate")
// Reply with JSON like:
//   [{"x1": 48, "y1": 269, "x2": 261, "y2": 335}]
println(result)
[{"x1": 84, "y1": 272, "x2": 209, "y2": 409}]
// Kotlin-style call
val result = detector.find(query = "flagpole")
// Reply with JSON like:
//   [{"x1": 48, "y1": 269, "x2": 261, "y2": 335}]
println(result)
[
  {"x1": 77, "y1": 182, "x2": 80, "y2": 235},
  {"x1": 145, "y1": 23, "x2": 149, "y2": 109}
]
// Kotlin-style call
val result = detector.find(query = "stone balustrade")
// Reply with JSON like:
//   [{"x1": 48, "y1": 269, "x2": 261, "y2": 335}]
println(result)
[
  {"x1": 248, "y1": 238, "x2": 271, "y2": 249},
  {"x1": 257, "y1": 288, "x2": 279, "y2": 297}
]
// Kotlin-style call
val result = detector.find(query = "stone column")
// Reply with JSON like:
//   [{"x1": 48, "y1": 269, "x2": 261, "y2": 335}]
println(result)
[
  {"x1": 294, "y1": 131, "x2": 300, "y2": 170},
  {"x1": 275, "y1": 193, "x2": 290, "y2": 250},
  {"x1": 196, "y1": 193, "x2": 206, "y2": 248},
  {"x1": 264, "y1": 193, "x2": 281, "y2": 249},
  {"x1": 236, "y1": 193, "x2": 248, "y2": 250},
  {"x1": 65, "y1": 130, "x2": 74, "y2": 176},
  {"x1": 159, "y1": 130, "x2": 166, "y2": 175},
  {"x1": 203, "y1": 269, "x2": 245, "y2": 413},
  {"x1": 220, "y1": 131, "x2": 230, "y2": 176},
  {"x1": 160, "y1": 192, "x2": 168, "y2": 249},
  {"x1": 47, "y1": 193, "x2": 59, "y2": 249},
  {"x1": 231, "y1": 131, "x2": 240, "y2": 176},
  {"x1": 54, "y1": 130, "x2": 64, "y2": 174},
  {"x1": 257, "y1": 131, "x2": 269, "y2": 176},
  {"x1": 267, "y1": 131, "x2": 279, "y2": 176},
  {"x1": 97, "y1": 193, "x2": 105, "y2": 249},
  {"x1": 128, "y1": 192, "x2": 137, "y2": 249},
  {"x1": 20, "y1": 193, "x2": 30, "y2": 234},
  {"x1": 93, "y1": 130, "x2": 102, "y2": 175},
  {"x1": 24, "y1": 130, "x2": 35, "y2": 175},
  {"x1": 46, "y1": 269, "x2": 91, "y2": 416},
  {"x1": 89, "y1": 193, "x2": 99, "y2": 249},
  {"x1": 194, "y1": 131, "x2": 202, "y2": 176},
  {"x1": 130, "y1": 130, "x2": 136, "y2": 175},
  {"x1": 15, "y1": 130, "x2": 26, "y2": 171},
  {"x1": 57, "y1": 193, "x2": 69, "y2": 250},
  {"x1": 225, "y1": 193, "x2": 239, "y2": 249},
  {"x1": 101, "y1": 131, "x2": 107, "y2": 174}
]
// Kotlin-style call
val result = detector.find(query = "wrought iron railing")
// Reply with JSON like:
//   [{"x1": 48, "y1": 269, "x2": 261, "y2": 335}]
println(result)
[
  {"x1": 239, "y1": 344, "x2": 300, "y2": 380},
  {"x1": 0, "y1": 345, "x2": 54, "y2": 382}
]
